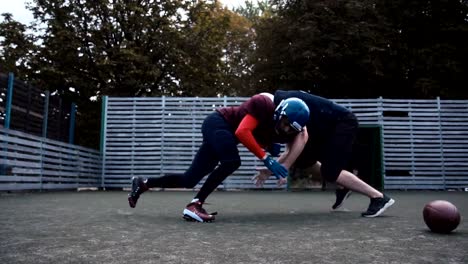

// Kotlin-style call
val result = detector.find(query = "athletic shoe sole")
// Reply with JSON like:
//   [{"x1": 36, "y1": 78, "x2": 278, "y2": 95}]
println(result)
[
  {"x1": 362, "y1": 198, "x2": 395, "y2": 218},
  {"x1": 182, "y1": 214, "x2": 214, "y2": 223},
  {"x1": 182, "y1": 209, "x2": 214, "y2": 223}
]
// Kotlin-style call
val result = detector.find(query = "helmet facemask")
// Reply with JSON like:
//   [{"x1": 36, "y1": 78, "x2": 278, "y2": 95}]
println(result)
[
  {"x1": 275, "y1": 115, "x2": 301, "y2": 138},
  {"x1": 273, "y1": 98, "x2": 310, "y2": 138}
]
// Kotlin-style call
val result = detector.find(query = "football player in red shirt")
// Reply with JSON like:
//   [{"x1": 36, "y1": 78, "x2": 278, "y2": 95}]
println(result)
[{"x1": 128, "y1": 93, "x2": 310, "y2": 222}]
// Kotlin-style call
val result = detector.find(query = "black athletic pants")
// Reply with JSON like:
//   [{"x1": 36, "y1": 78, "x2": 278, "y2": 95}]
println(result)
[{"x1": 146, "y1": 112, "x2": 241, "y2": 203}]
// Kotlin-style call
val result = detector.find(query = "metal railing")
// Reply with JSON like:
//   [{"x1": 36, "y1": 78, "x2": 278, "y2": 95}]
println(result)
[{"x1": 0, "y1": 73, "x2": 76, "y2": 143}]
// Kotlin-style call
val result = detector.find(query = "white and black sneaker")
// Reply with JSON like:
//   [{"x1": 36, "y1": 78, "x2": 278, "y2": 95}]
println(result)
[
  {"x1": 361, "y1": 194, "x2": 395, "y2": 218},
  {"x1": 332, "y1": 188, "x2": 352, "y2": 210}
]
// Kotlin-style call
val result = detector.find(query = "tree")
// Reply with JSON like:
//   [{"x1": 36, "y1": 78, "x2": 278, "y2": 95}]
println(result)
[
  {"x1": 249, "y1": 0, "x2": 468, "y2": 98},
  {"x1": 13, "y1": 0, "x2": 259, "y2": 147},
  {"x1": 0, "y1": 13, "x2": 36, "y2": 78},
  {"x1": 28, "y1": 0, "x2": 188, "y2": 97},
  {"x1": 233, "y1": 0, "x2": 275, "y2": 23},
  {"x1": 232, "y1": 0, "x2": 276, "y2": 96},
  {"x1": 175, "y1": 1, "x2": 255, "y2": 96},
  {"x1": 250, "y1": 0, "x2": 401, "y2": 98},
  {"x1": 376, "y1": 0, "x2": 468, "y2": 98}
]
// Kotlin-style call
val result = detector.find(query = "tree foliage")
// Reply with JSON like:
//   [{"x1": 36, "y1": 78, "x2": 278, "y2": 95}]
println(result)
[
  {"x1": 177, "y1": 1, "x2": 255, "y2": 96},
  {"x1": 0, "y1": 13, "x2": 36, "y2": 77},
  {"x1": 376, "y1": 0, "x2": 468, "y2": 98},
  {"x1": 1, "y1": 0, "x2": 468, "y2": 147},
  {"x1": 249, "y1": 0, "x2": 468, "y2": 98},
  {"x1": 1, "y1": 0, "x2": 256, "y2": 147}
]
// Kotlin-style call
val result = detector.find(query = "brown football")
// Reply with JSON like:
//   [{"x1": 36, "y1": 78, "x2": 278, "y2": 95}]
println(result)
[{"x1": 423, "y1": 200, "x2": 461, "y2": 233}]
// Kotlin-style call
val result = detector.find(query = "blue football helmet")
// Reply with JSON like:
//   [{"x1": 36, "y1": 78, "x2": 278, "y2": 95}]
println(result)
[{"x1": 274, "y1": 97, "x2": 310, "y2": 132}]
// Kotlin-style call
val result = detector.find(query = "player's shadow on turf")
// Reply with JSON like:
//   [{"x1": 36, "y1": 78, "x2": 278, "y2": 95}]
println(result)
[
  {"x1": 120, "y1": 210, "x2": 398, "y2": 224},
  {"x1": 221, "y1": 211, "x2": 399, "y2": 223},
  {"x1": 124, "y1": 211, "x2": 347, "y2": 224},
  {"x1": 217, "y1": 211, "x2": 358, "y2": 224}
]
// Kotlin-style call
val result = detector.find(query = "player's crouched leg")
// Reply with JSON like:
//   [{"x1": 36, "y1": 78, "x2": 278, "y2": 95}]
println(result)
[{"x1": 182, "y1": 159, "x2": 240, "y2": 222}]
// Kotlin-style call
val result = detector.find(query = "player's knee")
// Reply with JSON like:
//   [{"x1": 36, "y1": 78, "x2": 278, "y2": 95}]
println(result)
[
  {"x1": 219, "y1": 158, "x2": 241, "y2": 174},
  {"x1": 181, "y1": 176, "x2": 199, "y2": 188},
  {"x1": 321, "y1": 167, "x2": 340, "y2": 183},
  {"x1": 181, "y1": 159, "x2": 240, "y2": 188}
]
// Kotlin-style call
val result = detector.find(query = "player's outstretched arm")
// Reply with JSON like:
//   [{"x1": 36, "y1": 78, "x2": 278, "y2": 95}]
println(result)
[{"x1": 277, "y1": 126, "x2": 309, "y2": 169}]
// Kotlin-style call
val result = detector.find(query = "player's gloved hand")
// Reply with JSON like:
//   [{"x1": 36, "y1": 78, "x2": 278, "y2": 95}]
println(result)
[
  {"x1": 262, "y1": 155, "x2": 288, "y2": 179},
  {"x1": 268, "y1": 143, "x2": 282, "y2": 157}
]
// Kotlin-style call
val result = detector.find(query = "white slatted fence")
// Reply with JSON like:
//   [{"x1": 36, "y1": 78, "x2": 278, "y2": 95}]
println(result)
[
  {"x1": 0, "y1": 128, "x2": 101, "y2": 191},
  {"x1": 102, "y1": 97, "x2": 468, "y2": 190},
  {"x1": 102, "y1": 97, "x2": 266, "y2": 189}
]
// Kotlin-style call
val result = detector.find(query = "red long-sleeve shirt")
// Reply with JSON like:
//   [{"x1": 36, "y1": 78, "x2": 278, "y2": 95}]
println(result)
[
  {"x1": 217, "y1": 94, "x2": 276, "y2": 159},
  {"x1": 235, "y1": 114, "x2": 265, "y2": 159}
]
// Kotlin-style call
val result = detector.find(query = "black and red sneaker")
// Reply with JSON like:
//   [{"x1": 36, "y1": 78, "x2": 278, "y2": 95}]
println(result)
[
  {"x1": 183, "y1": 201, "x2": 217, "y2": 222},
  {"x1": 128, "y1": 177, "x2": 149, "y2": 208}
]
